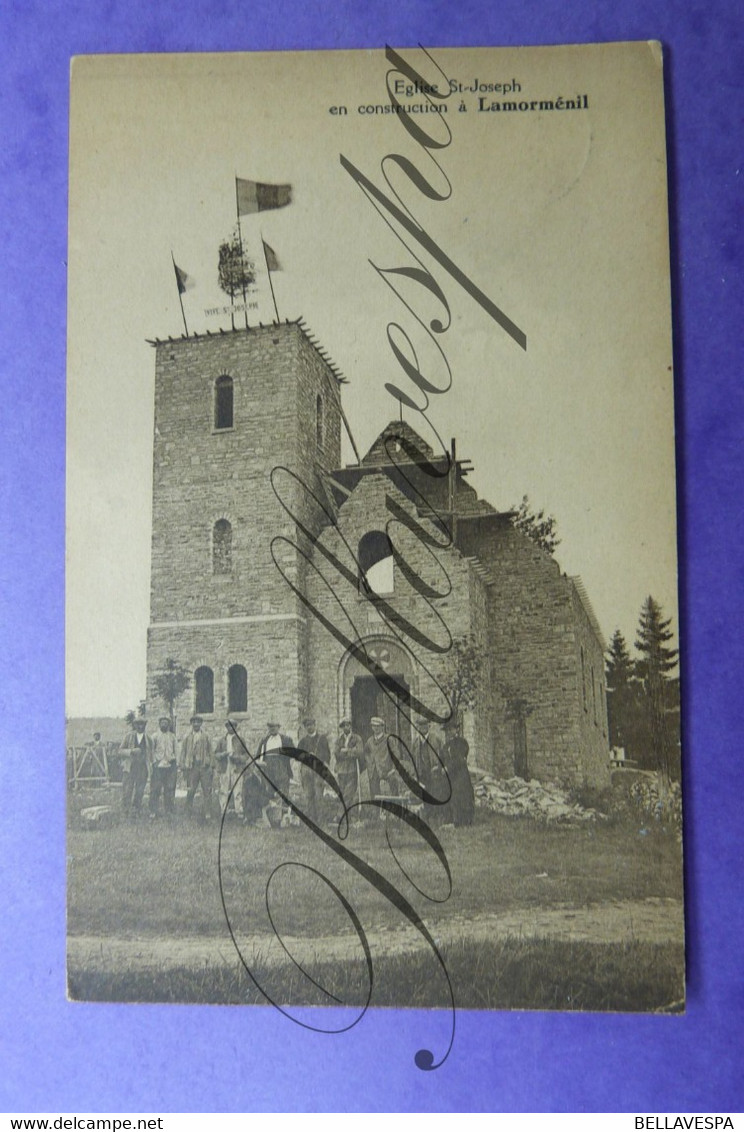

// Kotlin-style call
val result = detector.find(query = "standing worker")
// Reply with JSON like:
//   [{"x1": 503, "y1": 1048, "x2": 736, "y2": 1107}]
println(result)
[
  {"x1": 364, "y1": 716, "x2": 391, "y2": 798},
  {"x1": 119, "y1": 717, "x2": 151, "y2": 818},
  {"x1": 297, "y1": 716, "x2": 331, "y2": 823},
  {"x1": 215, "y1": 718, "x2": 247, "y2": 820},
  {"x1": 180, "y1": 715, "x2": 214, "y2": 822},
  {"x1": 333, "y1": 717, "x2": 365, "y2": 809},
  {"x1": 255, "y1": 720, "x2": 294, "y2": 826},
  {"x1": 149, "y1": 716, "x2": 178, "y2": 818}
]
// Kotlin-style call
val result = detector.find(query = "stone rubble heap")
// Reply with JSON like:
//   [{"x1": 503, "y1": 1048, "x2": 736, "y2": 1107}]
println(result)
[{"x1": 471, "y1": 770, "x2": 606, "y2": 824}]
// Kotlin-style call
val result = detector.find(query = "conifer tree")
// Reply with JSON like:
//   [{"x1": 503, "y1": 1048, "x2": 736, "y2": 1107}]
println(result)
[
  {"x1": 605, "y1": 630, "x2": 638, "y2": 753},
  {"x1": 634, "y1": 596, "x2": 679, "y2": 784}
]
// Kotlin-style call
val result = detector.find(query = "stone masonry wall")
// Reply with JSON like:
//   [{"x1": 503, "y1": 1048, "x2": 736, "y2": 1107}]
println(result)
[
  {"x1": 568, "y1": 580, "x2": 612, "y2": 790},
  {"x1": 458, "y1": 519, "x2": 610, "y2": 790},
  {"x1": 464, "y1": 553, "x2": 501, "y2": 771},
  {"x1": 146, "y1": 618, "x2": 305, "y2": 751},
  {"x1": 147, "y1": 323, "x2": 341, "y2": 750},
  {"x1": 150, "y1": 323, "x2": 340, "y2": 624},
  {"x1": 305, "y1": 475, "x2": 484, "y2": 753}
]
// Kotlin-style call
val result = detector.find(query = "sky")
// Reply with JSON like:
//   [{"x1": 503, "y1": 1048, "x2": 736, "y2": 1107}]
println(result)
[{"x1": 66, "y1": 43, "x2": 678, "y2": 717}]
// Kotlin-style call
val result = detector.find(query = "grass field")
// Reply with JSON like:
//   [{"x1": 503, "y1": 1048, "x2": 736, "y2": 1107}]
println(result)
[
  {"x1": 68, "y1": 937, "x2": 685, "y2": 1012},
  {"x1": 67, "y1": 782, "x2": 685, "y2": 1011}
]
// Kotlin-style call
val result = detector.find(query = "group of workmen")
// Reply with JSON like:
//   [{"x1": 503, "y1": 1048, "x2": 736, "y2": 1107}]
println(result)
[{"x1": 117, "y1": 712, "x2": 475, "y2": 828}]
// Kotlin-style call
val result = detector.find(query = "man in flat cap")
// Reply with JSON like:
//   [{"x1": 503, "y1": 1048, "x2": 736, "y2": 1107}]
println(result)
[
  {"x1": 119, "y1": 717, "x2": 151, "y2": 817},
  {"x1": 333, "y1": 717, "x2": 365, "y2": 809},
  {"x1": 297, "y1": 716, "x2": 331, "y2": 823},
  {"x1": 179, "y1": 715, "x2": 214, "y2": 821},
  {"x1": 149, "y1": 716, "x2": 178, "y2": 818},
  {"x1": 364, "y1": 716, "x2": 391, "y2": 798}
]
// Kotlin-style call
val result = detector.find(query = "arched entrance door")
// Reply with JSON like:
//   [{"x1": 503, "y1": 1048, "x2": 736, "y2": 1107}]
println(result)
[{"x1": 342, "y1": 638, "x2": 414, "y2": 746}]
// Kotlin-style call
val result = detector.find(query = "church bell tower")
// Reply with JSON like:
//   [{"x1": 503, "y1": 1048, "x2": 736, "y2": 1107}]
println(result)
[{"x1": 145, "y1": 320, "x2": 342, "y2": 745}]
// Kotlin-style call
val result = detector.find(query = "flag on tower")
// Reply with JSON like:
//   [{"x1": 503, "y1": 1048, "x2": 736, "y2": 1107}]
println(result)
[
  {"x1": 236, "y1": 178, "x2": 292, "y2": 215},
  {"x1": 262, "y1": 241, "x2": 281, "y2": 272},
  {"x1": 173, "y1": 261, "x2": 195, "y2": 294},
  {"x1": 171, "y1": 253, "x2": 193, "y2": 336}
]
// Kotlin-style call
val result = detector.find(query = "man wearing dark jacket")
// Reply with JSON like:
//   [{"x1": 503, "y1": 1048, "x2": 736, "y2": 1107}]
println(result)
[
  {"x1": 364, "y1": 716, "x2": 390, "y2": 797},
  {"x1": 333, "y1": 717, "x2": 365, "y2": 808},
  {"x1": 119, "y1": 718, "x2": 151, "y2": 816},
  {"x1": 297, "y1": 716, "x2": 331, "y2": 822},
  {"x1": 179, "y1": 715, "x2": 214, "y2": 821}
]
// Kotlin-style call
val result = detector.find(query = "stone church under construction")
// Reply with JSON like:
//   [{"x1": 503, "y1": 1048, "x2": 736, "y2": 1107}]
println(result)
[{"x1": 145, "y1": 320, "x2": 610, "y2": 791}]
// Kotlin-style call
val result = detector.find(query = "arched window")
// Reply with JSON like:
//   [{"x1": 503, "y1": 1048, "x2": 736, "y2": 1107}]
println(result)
[
  {"x1": 228, "y1": 664, "x2": 248, "y2": 713},
  {"x1": 213, "y1": 519, "x2": 232, "y2": 574},
  {"x1": 214, "y1": 375, "x2": 234, "y2": 430},
  {"x1": 580, "y1": 646, "x2": 587, "y2": 711},
  {"x1": 316, "y1": 393, "x2": 324, "y2": 452},
  {"x1": 358, "y1": 530, "x2": 394, "y2": 595},
  {"x1": 194, "y1": 666, "x2": 214, "y2": 715}
]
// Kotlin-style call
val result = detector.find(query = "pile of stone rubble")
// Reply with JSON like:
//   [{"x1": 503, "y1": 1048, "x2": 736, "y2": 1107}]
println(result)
[{"x1": 471, "y1": 769, "x2": 606, "y2": 824}]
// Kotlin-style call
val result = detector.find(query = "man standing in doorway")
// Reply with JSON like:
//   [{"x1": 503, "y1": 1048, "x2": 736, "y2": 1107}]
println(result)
[{"x1": 364, "y1": 716, "x2": 391, "y2": 798}]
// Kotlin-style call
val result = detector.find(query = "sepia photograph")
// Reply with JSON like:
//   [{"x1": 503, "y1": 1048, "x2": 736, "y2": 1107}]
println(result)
[{"x1": 66, "y1": 43, "x2": 683, "y2": 1040}]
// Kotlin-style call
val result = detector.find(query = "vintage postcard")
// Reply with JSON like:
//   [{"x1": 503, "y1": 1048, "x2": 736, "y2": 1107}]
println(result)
[{"x1": 66, "y1": 43, "x2": 682, "y2": 1065}]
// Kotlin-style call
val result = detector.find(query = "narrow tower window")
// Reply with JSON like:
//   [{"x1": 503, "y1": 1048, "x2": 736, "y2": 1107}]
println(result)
[
  {"x1": 228, "y1": 664, "x2": 248, "y2": 713},
  {"x1": 194, "y1": 666, "x2": 214, "y2": 715},
  {"x1": 214, "y1": 375, "x2": 234, "y2": 430},
  {"x1": 213, "y1": 519, "x2": 232, "y2": 575},
  {"x1": 358, "y1": 530, "x2": 394, "y2": 595}
]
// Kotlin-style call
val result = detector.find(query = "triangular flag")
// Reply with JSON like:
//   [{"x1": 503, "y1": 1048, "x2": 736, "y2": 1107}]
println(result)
[
  {"x1": 263, "y1": 241, "x2": 281, "y2": 272},
  {"x1": 173, "y1": 262, "x2": 195, "y2": 294}
]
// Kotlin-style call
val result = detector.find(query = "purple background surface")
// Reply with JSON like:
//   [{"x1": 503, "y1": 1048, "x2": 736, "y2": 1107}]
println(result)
[{"x1": 1, "y1": 0, "x2": 742, "y2": 1113}]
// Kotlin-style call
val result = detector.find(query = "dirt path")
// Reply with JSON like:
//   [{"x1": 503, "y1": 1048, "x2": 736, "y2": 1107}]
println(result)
[{"x1": 68, "y1": 897, "x2": 683, "y2": 973}]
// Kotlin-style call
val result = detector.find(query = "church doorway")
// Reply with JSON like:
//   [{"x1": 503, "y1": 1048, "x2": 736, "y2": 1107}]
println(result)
[
  {"x1": 350, "y1": 674, "x2": 411, "y2": 745},
  {"x1": 340, "y1": 636, "x2": 415, "y2": 747}
]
